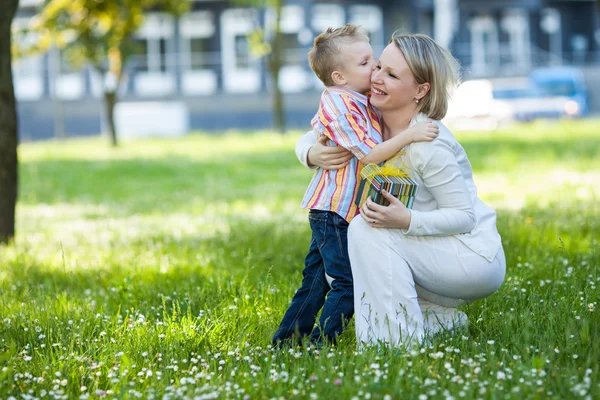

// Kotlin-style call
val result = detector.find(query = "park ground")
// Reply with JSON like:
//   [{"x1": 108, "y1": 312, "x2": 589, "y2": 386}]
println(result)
[{"x1": 1, "y1": 120, "x2": 599, "y2": 399}]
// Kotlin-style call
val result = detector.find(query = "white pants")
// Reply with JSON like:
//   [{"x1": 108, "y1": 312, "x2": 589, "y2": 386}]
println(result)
[{"x1": 348, "y1": 216, "x2": 506, "y2": 347}]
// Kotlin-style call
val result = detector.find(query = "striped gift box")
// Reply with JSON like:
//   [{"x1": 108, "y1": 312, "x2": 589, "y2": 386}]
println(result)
[{"x1": 355, "y1": 164, "x2": 418, "y2": 208}]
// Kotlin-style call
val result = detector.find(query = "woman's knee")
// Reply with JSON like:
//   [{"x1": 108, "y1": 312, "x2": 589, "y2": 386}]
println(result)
[
  {"x1": 348, "y1": 215, "x2": 369, "y2": 245},
  {"x1": 348, "y1": 216, "x2": 388, "y2": 247}
]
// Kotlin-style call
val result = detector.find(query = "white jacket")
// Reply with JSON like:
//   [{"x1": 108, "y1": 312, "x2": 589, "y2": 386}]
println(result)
[{"x1": 295, "y1": 113, "x2": 502, "y2": 262}]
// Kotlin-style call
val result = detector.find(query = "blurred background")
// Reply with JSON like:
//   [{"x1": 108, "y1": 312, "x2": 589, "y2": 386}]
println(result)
[{"x1": 11, "y1": 0, "x2": 600, "y2": 141}]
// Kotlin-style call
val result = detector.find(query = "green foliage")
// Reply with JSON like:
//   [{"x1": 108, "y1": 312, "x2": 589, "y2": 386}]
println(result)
[
  {"x1": 16, "y1": 0, "x2": 189, "y2": 74},
  {"x1": 1, "y1": 120, "x2": 599, "y2": 398},
  {"x1": 13, "y1": 0, "x2": 191, "y2": 145}
]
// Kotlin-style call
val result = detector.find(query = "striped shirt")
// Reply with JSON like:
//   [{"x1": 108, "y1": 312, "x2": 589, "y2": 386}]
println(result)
[{"x1": 301, "y1": 87, "x2": 383, "y2": 222}]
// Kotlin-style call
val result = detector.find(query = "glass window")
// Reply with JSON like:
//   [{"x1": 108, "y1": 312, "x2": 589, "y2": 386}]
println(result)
[
  {"x1": 235, "y1": 35, "x2": 250, "y2": 68},
  {"x1": 159, "y1": 38, "x2": 168, "y2": 72},
  {"x1": 190, "y1": 37, "x2": 211, "y2": 70},
  {"x1": 535, "y1": 80, "x2": 576, "y2": 97},
  {"x1": 282, "y1": 32, "x2": 302, "y2": 66},
  {"x1": 133, "y1": 39, "x2": 149, "y2": 72}
]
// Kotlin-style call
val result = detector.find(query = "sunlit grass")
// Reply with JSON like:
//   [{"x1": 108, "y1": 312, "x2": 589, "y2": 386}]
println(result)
[{"x1": 1, "y1": 120, "x2": 598, "y2": 398}]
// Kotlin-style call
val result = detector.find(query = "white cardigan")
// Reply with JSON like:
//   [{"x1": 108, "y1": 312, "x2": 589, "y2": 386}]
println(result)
[{"x1": 295, "y1": 113, "x2": 502, "y2": 262}]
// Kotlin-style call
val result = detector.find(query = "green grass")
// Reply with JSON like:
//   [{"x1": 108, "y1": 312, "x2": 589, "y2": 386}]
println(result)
[{"x1": 1, "y1": 120, "x2": 599, "y2": 399}]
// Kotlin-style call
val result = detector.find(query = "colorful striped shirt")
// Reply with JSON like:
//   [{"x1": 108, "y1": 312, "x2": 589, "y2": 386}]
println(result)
[{"x1": 301, "y1": 87, "x2": 383, "y2": 222}]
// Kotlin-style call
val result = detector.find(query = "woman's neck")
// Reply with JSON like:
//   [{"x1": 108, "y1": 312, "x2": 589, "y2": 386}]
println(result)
[{"x1": 381, "y1": 106, "x2": 418, "y2": 139}]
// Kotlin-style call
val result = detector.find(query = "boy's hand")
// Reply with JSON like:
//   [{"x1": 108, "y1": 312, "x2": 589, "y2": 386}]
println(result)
[
  {"x1": 406, "y1": 121, "x2": 439, "y2": 143},
  {"x1": 307, "y1": 135, "x2": 354, "y2": 169}
]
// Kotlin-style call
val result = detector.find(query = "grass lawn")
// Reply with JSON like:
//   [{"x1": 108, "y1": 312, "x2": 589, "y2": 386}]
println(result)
[{"x1": 1, "y1": 120, "x2": 599, "y2": 399}]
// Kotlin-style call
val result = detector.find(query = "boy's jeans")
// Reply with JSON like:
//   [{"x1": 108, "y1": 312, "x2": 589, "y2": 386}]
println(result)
[{"x1": 272, "y1": 210, "x2": 354, "y2": 345}]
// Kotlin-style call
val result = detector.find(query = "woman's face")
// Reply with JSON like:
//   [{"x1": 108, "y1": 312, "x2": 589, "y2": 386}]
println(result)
[{"x1": 370, "y1": 43, "x2": 420, "y2": 112}]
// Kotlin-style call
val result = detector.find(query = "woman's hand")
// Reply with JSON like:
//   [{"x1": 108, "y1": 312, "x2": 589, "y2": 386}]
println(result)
[
  {"x1": 307, "y1": 136, "x2": 354, "y2": 169},
  {"x1": 360, "y1": 190, "x2": 412, "y2": 229}
]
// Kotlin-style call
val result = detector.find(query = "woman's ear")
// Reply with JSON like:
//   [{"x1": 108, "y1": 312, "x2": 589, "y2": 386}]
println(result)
[
  {"x1": 331, "y1": 71, "x2": 347, "y2": 86},
  {"x1": 415, "y1": 82, "x2": 431, "y2": 100}
]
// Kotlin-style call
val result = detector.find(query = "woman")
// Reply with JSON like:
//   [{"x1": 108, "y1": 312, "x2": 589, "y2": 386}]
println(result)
[{"x1": 296, "y1": 33, "x2": 505, "y2": 347}]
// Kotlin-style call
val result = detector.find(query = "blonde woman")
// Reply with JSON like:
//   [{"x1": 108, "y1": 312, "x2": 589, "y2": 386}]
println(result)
[{"x1": 296, "y1": 33, "x2": 505, "y2": 347}]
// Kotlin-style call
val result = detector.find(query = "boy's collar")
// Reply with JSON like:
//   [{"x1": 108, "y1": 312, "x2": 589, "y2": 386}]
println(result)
[{"x1": 325, "y1": 86, "x2": 369, "y2": 105}]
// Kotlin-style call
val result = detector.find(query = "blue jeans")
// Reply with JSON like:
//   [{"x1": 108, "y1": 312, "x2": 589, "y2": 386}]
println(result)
[{"x1": 272, "y1": 210, "x2": 354, "y2": 346}]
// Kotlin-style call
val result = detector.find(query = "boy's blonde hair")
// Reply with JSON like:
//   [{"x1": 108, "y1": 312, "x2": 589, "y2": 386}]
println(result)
[
  {"x1": 390, "y1": 32, "x2": 461, "y2": 120},
  {"x1": 308, "y1": 24, "x2": 369, "y2": 86}
]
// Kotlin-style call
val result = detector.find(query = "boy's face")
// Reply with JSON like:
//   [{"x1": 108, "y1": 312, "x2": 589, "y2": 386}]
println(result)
[{"x1": 337, "y1": 40, "x2": 375, "y2": 93}]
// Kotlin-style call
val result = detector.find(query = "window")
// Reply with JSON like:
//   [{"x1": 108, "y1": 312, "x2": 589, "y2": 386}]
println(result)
[
  {"x1": 132, "y1": 39, "x2": 149, "y2": 72},
  {"x1": 235, "y1": 34, "x2": 250, "y2": 68},
  {"x1": 159, "y1": 38, "x2": 168, "y2": 72},
  {"x1": 221, "y1": 8, "x2": 261, "y2": 93},
  {"x1": 132, "y1": 13, "x2": 176, "y2": 97},
  {"x1": 180, "y1": 11, "x2": 218, "y2": 95},
  {"x1": 282, "y1": 32, "x2": 302, "y2": 66},
  {"x1": 134, "y1": 13, "x2": 174, "y2": 73},
  {"x1": 189, "y1": 37, "x2": 211, "y2": 70}
]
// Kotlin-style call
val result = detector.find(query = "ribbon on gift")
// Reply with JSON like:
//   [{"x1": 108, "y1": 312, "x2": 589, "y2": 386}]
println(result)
[
  {"x1": 362, "y1": 150, "x2": 410, "y2": 181},
  {"x1": 355, "y1": 151, "x2": 417, "y2": 208},
  {"x1": 383, "y1": 150, "x2": 411, "y2": 173}
]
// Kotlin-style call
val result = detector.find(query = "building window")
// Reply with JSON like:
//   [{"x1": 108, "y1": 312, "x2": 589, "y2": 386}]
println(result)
[
  {"x1": 159, "y1": 38, "x2": 168, "y2": 72},
  {"x1": 220, "y1": 8, "x2": 261, "y2": 93},
  {"x1": 469, "y1": 15, "x2": 500, "y2": 76},
  {"x1": 348, "y1": 5, "x2": 384, "y2": 53},
  {"x1": 12, "y1": 17, "x2": 44, "y2": 100},
  {"x1": 180, "y1": 11, "x2": 218, "y2": 95},
  {"x1": 189, "y1": 37, "x2": 211, "y2": 70},
  {"x1": 266, "y1": 5, "x2": 310, "y2": 93},
  {"x1": 133, "y1": 39, "x2": 149, "y2": 72},
  {"x1": 312, "y1": 4, "x2": 345, "y2": 32},
  {"x1": 132, "y1": 13, "x2": 176, "y2": 97},
  {"x1": 234, "y1": 34, "x2": 250, "y2": 68}
]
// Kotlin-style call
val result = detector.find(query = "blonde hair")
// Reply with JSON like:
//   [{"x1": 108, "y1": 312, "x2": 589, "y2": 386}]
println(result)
[
  {"x1": 308, "y1": 24, "x2": 369, "y2": 86},
  {"x1": 390, "y1": 32, "x2": 460, "y2": 120}
]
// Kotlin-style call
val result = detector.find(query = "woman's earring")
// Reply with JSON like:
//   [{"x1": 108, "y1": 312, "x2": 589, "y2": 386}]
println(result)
[{"x1": 415, "y1": 98, "x2": 420, "y2": 104}]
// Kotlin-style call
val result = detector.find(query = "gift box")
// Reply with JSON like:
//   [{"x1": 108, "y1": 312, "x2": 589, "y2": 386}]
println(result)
[{"x1": 355, "y1": 163, "x2": 418, "y2": 208}]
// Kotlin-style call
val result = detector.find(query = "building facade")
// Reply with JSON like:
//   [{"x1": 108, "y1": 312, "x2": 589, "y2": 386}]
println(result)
[{"x1": 12, "y1": 0, "x2": 600, "y2": 140}]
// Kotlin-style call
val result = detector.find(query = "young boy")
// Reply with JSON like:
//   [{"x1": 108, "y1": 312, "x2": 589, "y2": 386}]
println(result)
[{"x1": 272, "y1": 24, "x2": 438, "y2": 346}]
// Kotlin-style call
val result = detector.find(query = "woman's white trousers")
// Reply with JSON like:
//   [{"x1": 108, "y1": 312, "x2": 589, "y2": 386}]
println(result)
[{"x1": 348, "y1": 216, "x2": 506, "y2": 347}]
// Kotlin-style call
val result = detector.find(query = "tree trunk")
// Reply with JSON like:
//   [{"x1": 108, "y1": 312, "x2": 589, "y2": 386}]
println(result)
[
  {"x1": 0, "y1": 0, "x2": 19, "y2": 244},
  {"x1": 269, "y1": 0, "x2": 286, "y2": 135},
  {"x1": 104, "y1": 90, "x2": 118, "y2": 147}
]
